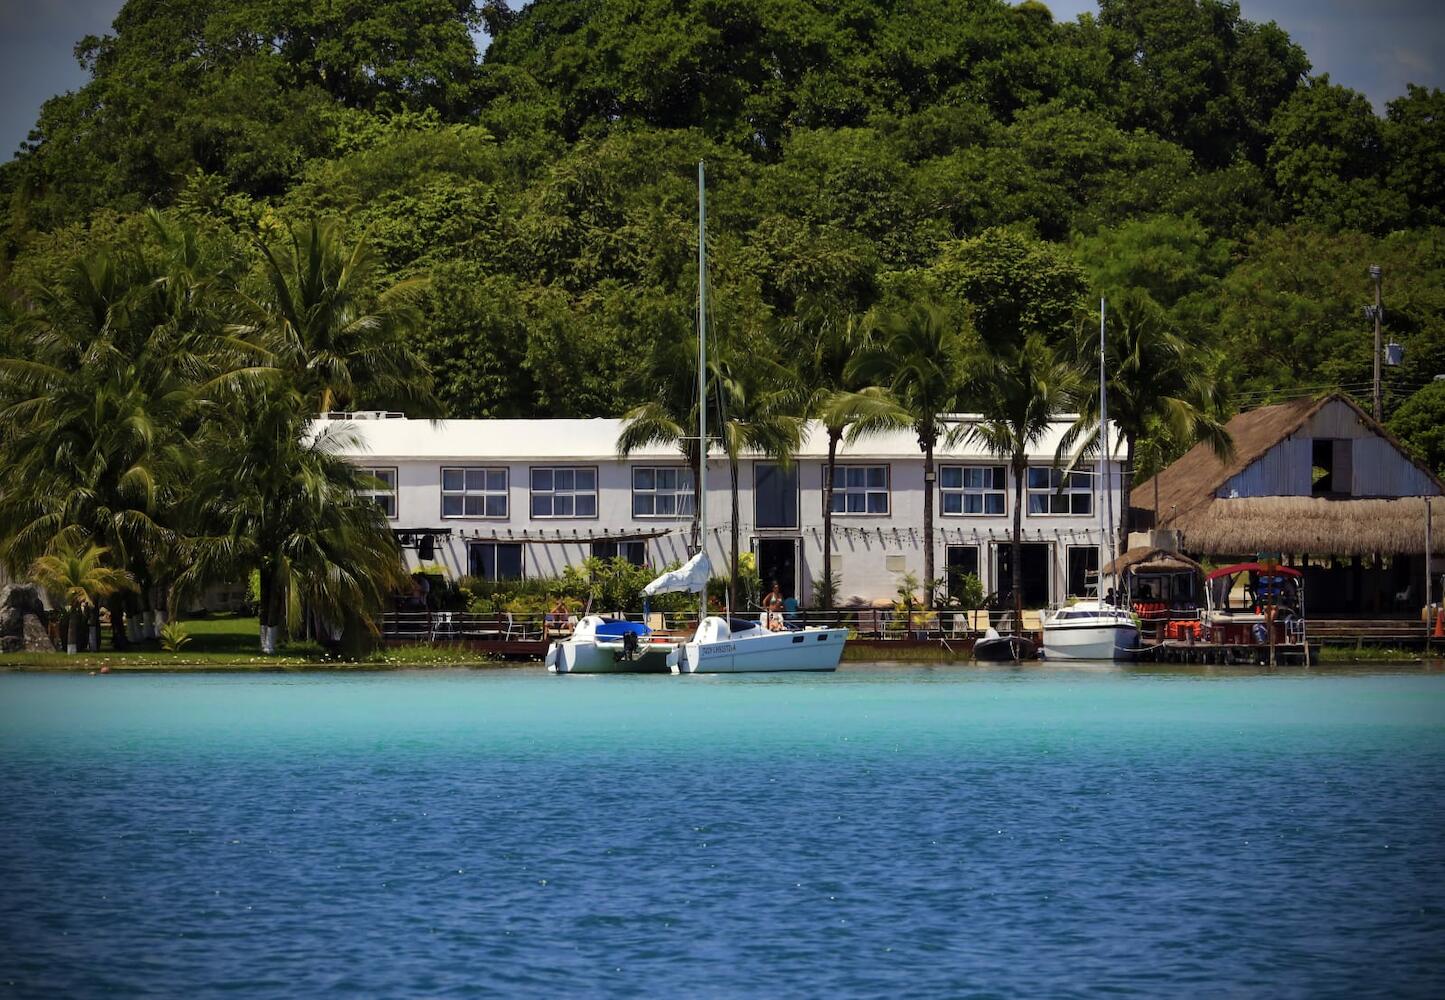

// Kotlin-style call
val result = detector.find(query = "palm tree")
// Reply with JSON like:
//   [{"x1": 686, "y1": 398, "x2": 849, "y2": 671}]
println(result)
[
  {"x1": 184, "y1": 393, "x2": 408, "y2": 653},
  {"x1": 1063, "y1": 289, "x2": 1233, "y2": 561},
  {"x1": 617, "y1": 330, "x2": 705, "y2": 547},
  {"x1": 29, "y1": 539, "x2": 136, "y2": 653},
  {"x1": 837, "y1": 302, "x2": 974, "y2": 608},
  {"x1": 964, "y1": 335, "x2": 1084, "y2": 629},
  {"x1": 712, "y1": 349, "x2": 804, "y2": 610},
  {"x1": 239, "y1": 219, "x2": 436, "y2": 415},
  {"x1": 784, "y1": 297, "x2": 873, "y2": 608},
  {"x1": 0, "y1": 220, "x2": 240, "y2": 644}
]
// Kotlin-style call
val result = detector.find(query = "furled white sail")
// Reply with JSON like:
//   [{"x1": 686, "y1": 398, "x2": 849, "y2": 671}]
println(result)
[{"x1": 642, "y1": 551, "x2": 712, "y2": 596}]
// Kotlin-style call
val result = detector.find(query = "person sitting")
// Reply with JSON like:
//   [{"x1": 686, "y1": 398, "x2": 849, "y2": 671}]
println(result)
[
  {"x1": 782, "y1": 594, "x2": 801, "y2": 629},
  {"x1": 546, "y1": 599, "x2": 571, "y2": 634},
  {"x1": 762, "y1": 581, "x2": 785, "y2": 631}
]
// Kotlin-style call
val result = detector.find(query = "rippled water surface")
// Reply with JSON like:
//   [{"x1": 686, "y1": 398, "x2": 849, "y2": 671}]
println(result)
[{"x1": 2, "y1": 664, "x2": 1444, "y2": 998}]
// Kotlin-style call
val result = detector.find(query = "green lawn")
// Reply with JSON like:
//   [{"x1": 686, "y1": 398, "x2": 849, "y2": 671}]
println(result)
[{"x1": 0, "y1": 614, "x2": 514, "y2": 671}]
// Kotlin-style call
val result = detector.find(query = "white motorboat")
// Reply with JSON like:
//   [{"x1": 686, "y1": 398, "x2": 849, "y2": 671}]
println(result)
[
  {"x1": 545, "y1": 615, "x2": 675, "y2": 674},
  {"x1": 660, "y1": 161, "x2": 848, "y2": 675},
  {"x1": 1041, "y1": 600, "x2": 1139, "y2": 661}
]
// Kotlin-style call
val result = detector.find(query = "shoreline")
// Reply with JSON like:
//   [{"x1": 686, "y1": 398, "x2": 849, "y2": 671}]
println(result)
[{"x1": 2, "y1": 649, "x2": 1439, "y2": 673}]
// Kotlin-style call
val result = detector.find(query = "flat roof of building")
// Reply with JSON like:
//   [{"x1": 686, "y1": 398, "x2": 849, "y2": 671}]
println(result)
[{"x1": 318, "y1": 415, "x2": 1124, "y2": 463}]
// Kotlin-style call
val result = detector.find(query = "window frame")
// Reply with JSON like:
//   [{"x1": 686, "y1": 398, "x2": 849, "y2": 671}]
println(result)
[
  {"x1": 357, "y1": 465, "x2": 398, "y2": 520},
  {"x1": 1066, "y1": 544, "x2": 1100, "y2": 598},
  {"x1": 467, "y1": 541, "x2": 524, "y2": 581},
  {"x1": 591, "y1": 539, "x2": 648, "y2": 567},
  {"x1": 939, "y1": 464, "x2": 1008, "y2": 517},
  {"x1": 631, "y1": 465, "x2": 696, "y2": 519},
  {"x1": 529, "y1": 465, "x2": 599, "y2": 520},
  {"x1": 754, "y1": 461, "x2": 800, "y2": 530},
  {"x1": 440, "y1": 466, "x2": 510, "y2": 520},
  {"x1": 827, "y1": 463, "x2": 891, "y2": 517},
  {"x1": 944, "y1": 544, "x2": 982, "y2": 601},
  {"x1": 1026, "y1": 466, "x2": 1093, "y2": 517}
]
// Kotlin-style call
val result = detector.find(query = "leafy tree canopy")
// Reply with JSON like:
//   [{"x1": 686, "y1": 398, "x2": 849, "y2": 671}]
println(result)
[{"x1": 0, "y1": 0, "x2": 1440, "y2": 462}]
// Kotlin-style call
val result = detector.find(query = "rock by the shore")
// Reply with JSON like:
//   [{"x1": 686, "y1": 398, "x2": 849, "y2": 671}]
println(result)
[
  {"x1": 0, "y1": 583, "x2": 45, "y2": 617},
  {"x1": 1, "y1": 583, "x2": 56, "y2": 653}
]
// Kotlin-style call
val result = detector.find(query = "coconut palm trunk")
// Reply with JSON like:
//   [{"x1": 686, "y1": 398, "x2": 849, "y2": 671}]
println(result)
[
  {"x1": 821, "y1": 428, "x2": 841, "y2": 609},
  {"x1": 1011, "y1": 453, "x2": 1027, "y2": 631},
  {"x1": 259, "y1": 569, "x2": 276, "y2": 654},
  {"x1": 729, "y1": 456, "x2": 741, "y2": 612},
  {"x1": 66, "y1": 601, "x2": 82, "y2": 654},
  {"x1": 920, "y1": 427, "x2": 937, "y2": 610},
  {"x1": 109, "y1": 594, "x2": 127, "y2": 650}
]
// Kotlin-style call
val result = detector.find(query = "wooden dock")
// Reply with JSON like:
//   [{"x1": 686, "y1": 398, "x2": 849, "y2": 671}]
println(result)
[{"x1": 1140, "y1": 640, "x2": 1321, "y2": 665}]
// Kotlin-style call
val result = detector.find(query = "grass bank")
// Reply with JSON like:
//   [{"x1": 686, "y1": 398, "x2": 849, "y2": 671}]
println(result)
[
  {"x1": 1317, "y1": 643, "x2": 1441, "y2": 664},
  {"x1": 0, "y1": 615, "x2": 513, "y2": 672}
]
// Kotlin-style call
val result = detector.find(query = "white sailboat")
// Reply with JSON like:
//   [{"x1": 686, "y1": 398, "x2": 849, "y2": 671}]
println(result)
[
  {"x1": 1042, "y1": 298, "x2": 1140, "y2": 662},
  {"x1": 662, "y1": 160, "x2": 848, "y2": 674}
]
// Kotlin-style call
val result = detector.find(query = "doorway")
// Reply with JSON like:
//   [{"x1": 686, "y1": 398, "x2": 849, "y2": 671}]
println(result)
[
  {"x1": 755, "y1": 537, "x2": 800, "y2": 601},
  {"x1": 994, "y1": 543, "x2": 1051, "y2": 607}
]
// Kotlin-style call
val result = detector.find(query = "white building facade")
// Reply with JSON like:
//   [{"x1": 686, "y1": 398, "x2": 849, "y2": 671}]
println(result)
[{"x1": 329, "y1": 413, "x2": 1127, "y2": 608}]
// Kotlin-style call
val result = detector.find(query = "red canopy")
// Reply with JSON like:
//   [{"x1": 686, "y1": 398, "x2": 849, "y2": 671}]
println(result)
[{"x1": 1204, "y1": 562, "x2": 1303, "y2": 582}]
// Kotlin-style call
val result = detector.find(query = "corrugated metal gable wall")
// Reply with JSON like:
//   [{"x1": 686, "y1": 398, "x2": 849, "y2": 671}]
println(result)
[
  {"x1": 1219, "y1": 398, "x2": 1441, "y2": 499},
  {"x1": 1221, "y1": 437, "x2": 1311, "y2": 497},
  {"x1": 1350, "y1": 437, "x2": 1441, "y2": 497}
]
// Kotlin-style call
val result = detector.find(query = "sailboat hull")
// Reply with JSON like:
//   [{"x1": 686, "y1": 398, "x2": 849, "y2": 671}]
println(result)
[{"x1": 670, "y1": 627, "x2": 848, "y2": 673}]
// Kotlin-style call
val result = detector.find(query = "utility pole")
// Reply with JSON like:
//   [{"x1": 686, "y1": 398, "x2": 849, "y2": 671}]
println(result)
[{"x1": 1370, "y1": 264, "x2": 1383, "y2": 421}]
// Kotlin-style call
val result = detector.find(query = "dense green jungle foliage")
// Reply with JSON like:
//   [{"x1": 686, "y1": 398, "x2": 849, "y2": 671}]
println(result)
[{"x1": 3, "y1": 0, "x2": 1443, "y2": 453}]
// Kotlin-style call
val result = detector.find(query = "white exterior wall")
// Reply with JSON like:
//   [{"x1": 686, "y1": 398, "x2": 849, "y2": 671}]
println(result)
[{"x1": 335, "y1": 416, "x2": 1126, "y2": 607}]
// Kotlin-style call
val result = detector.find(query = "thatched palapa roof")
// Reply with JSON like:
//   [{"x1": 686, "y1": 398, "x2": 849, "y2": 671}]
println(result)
[
  {"x1": 1102, "y1": 547, "x2": 1203, "y2": 577},
  {"x1": 1175, "y1": 496, "x2": 1445, "y2": 557},
  {"x1": 1134, "y1": 393, "x2": 1445, "y2": 556}
]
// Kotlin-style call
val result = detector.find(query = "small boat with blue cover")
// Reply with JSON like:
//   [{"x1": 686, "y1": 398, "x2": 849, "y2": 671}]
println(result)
[{"x1": 545, "y1": 615, "x2": 676, "y2": 674}]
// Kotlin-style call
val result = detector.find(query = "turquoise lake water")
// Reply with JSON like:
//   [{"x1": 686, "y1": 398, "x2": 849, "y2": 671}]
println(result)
[{"x1": 2, "y1": 664, "x2": 1444, "y2": 998}]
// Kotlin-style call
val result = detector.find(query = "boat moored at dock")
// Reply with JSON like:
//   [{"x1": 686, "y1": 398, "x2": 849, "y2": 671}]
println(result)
[
  {"x1": 545, "y1": 616, "x2": 676, "y2": 673},
  {"x1": 1041, "y1": 601, "x2": 1139, "y2": 661},
  {"x1": 668, "y1": 615, "x2": 848, "y2": 673}
]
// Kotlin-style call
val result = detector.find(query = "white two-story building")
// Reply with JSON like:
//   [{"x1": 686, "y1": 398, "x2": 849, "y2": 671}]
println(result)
[{"x1": 328, "y1": 412, "x2": 1127, "y2": 608}]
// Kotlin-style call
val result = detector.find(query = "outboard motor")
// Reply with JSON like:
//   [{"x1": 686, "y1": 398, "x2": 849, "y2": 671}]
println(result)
[{"x1": 621, "y1": 628, "x2": 640, "y2": 661}]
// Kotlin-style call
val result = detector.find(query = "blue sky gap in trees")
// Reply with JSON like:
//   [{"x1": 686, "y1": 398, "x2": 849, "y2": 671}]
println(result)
[{"x1": 1, "y1": 0, "x2": 1442, "y2": 160}]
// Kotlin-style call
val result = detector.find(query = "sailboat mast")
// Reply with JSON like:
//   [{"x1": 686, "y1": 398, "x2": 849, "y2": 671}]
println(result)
[
  {"x1": 1099, "y1": 296, "x2": 1114, "y2": 599},
  {"x1": 697, "y1": 160, "x2": 709, "y2": 622}
]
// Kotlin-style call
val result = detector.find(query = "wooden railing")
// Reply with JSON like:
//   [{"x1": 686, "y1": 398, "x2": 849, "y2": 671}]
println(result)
[{"x1": 378, "y1": 608, "x2": 1016, "y2": 642}]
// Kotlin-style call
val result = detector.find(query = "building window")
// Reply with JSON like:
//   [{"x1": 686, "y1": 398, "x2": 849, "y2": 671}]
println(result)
[
  {"x1": 755, "y1": 463, "x2": 798, "y2": 529},
  {"x1": 468, "y1": 542, "x2": 523, "y2": 581},
  {"x1": 591, "y1": 540, "x2": 647, "y2": 567},
  {"x1": 530, "y1": 466, "x2": 597, "y2": 518},
  {"x1": 830, "y1": 465, "x2": 889, "y2": 515},
  {"x1": 940, "y1": 465, "x2": 1006, "y2": 515},
  {"x1": 442, "y1": 467, "x2": 508, "y2": 518},
  {"x1": 945, "y1": 545, "x2": 981, "y2": 602},
  {"x1": 1027, "y1": 467, "x2": 1092, "y2": 515},
  {"x1": 1067, "y1": 546, "x2": 1099, "y2": 597},
  {"x1": 632, "y1": 467, "x2": 695, "y2": 517},
  {"x1": 358, "y1": 466, "x2": 397, "y2": 519}
]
